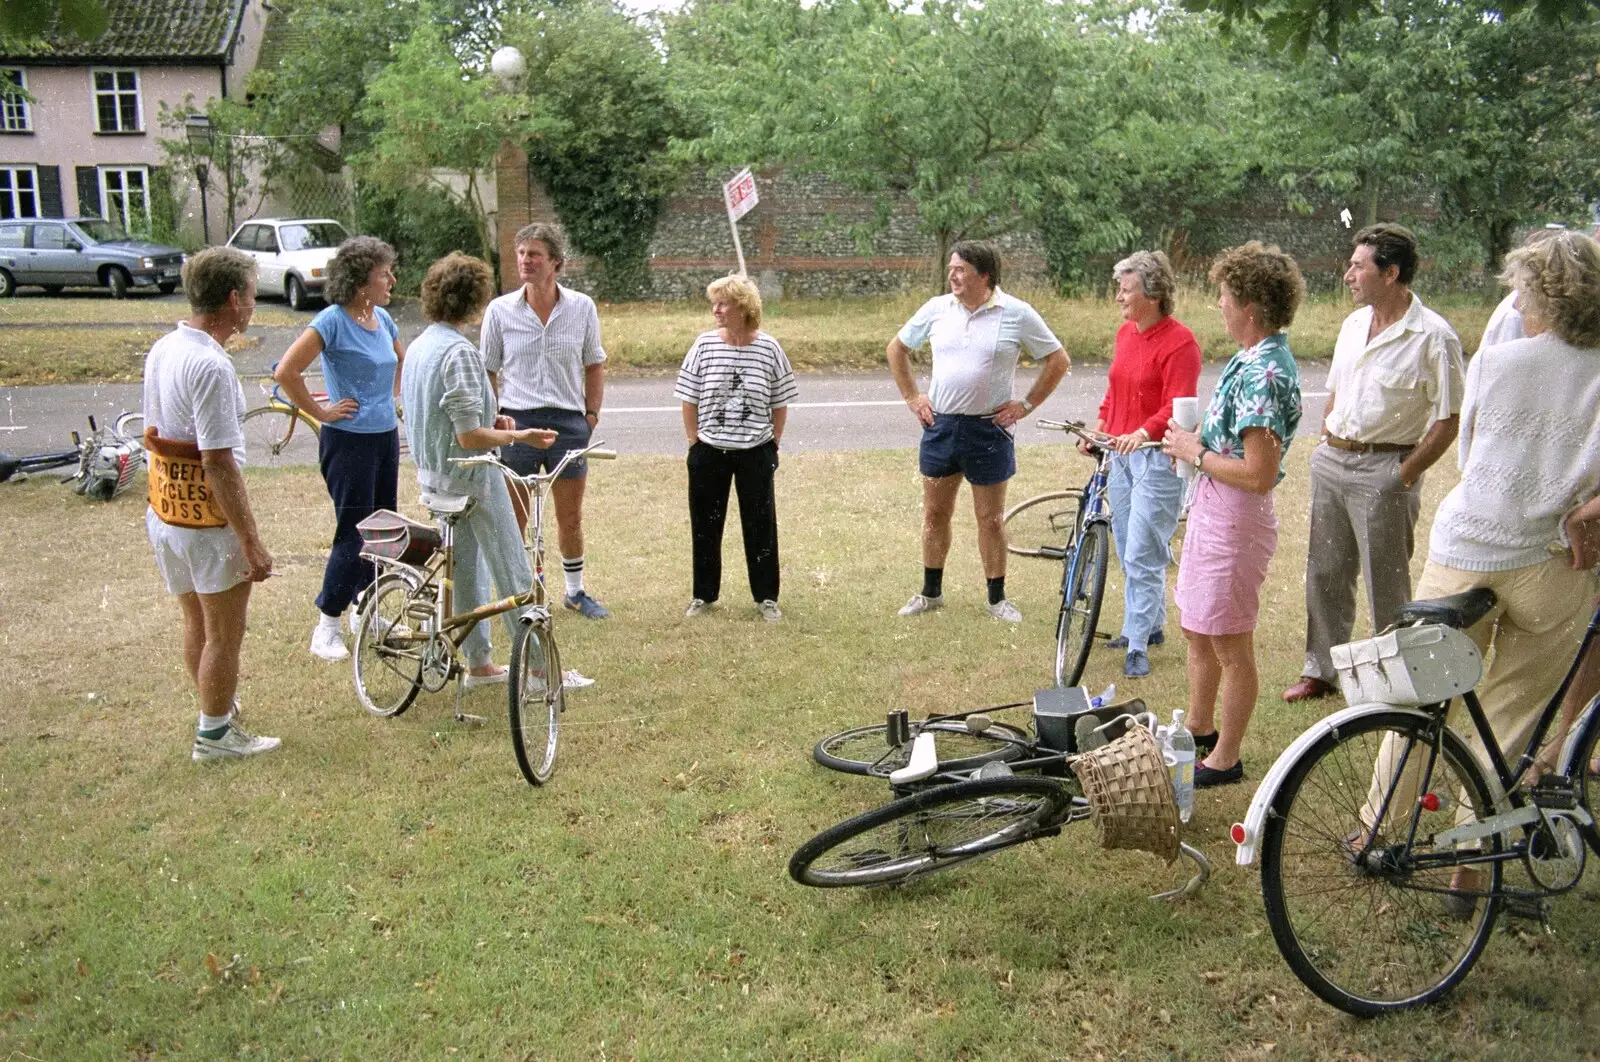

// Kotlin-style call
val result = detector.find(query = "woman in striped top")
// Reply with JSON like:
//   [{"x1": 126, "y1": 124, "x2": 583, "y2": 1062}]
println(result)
[{"x1": 675, "y1": 275, "x2": 799, "y2": 622}]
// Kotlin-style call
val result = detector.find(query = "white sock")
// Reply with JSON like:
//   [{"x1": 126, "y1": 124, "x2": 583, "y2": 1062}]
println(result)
[
  {"x1": 563, "y1": 557, "x2": 584, "y2": 597},
  {"x1": 316, "y1": 611, "x2": 342, "y2": 634},
  {"x1": 198, "y1": 712, "x2": 231, "y2": 736}
]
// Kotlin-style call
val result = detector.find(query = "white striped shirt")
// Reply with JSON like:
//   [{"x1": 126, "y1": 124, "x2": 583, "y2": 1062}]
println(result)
[
  {"x1": 675, "y1": 330, "x2": 799, "y2": 449},
  {"x1": 479, "y1": 284, "x2": 606, "y2": 413}
]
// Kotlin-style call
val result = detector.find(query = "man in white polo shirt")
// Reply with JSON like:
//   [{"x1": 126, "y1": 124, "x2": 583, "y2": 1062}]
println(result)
[
  {"x1": 1284, "y1": 223, "x2": 1465, "y2": 703},
  {"x1": 142, "y1": 247, "x2": 279, "y2": 761},
  {"x1": 887, "y1": 240, "x2": 1070, "y2": 621},
  {"x1": 480, "y1": 223, "x2": 610, "y2": 620}
]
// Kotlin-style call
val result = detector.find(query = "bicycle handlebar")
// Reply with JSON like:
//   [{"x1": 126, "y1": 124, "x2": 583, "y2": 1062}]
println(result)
[
  {"x1": 1036, "y1": 419, "x2": 1163, "y2": 452},
  {"x1": 452, "y1": 439, "x2": 617, "y2": 482}
]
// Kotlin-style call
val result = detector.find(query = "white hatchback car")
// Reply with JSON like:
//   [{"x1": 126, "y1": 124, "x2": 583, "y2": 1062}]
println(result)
[{"x1": 225, "y1": 217, "x2": 350, "y2": 310}]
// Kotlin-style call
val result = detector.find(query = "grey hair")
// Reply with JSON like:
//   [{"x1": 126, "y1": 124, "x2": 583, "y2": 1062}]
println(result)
[
  {"x1": 183, "y1": 246, "x2": 256, "y2": 315},
  {"x1": 1112, "y1": 250, "x2": 1176, "y2": 318},
  {"x1": 324, "y1": 236, "x2": 397, "y2": 307},
  {"x1": 1501, "y1": 230, "x2": 1600, "y2": 348}
]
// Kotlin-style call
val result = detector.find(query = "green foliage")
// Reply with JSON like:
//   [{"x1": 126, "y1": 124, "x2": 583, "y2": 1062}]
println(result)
[
  {"x1": 355, "y1": 182, "x2": 482, "y2": 294},
  {"x1": 0, "y1": 0, "x2": 105, "y2": 40},
  {"x1": 504, "y1": 2, "x2": 691, "y2": 300},
  {"x1": 155, "y1": 95, "x2": 281, "y2": 242}
]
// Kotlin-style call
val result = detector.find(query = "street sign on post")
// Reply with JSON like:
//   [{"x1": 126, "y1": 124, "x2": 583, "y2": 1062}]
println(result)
[{"x1": 722, "y1": 167, "x2": 759, "y2": 275}]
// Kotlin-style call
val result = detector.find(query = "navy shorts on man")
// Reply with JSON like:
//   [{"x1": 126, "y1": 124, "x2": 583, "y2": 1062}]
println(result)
[
  {"x1": 918, "y1": 412, "x2": 1016, "y2": 486},
  {"x1": 500, "y1": 406, "x2": 592, "y2": 479}
]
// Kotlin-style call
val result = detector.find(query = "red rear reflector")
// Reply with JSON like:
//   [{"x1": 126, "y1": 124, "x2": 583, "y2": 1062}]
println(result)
[
  {"x1": 1230, "y1": 823, "x2": 1247, "y2": 845},
  {"x1": 1421, "y1": 793, "x2": 1441, "y2": 812}
]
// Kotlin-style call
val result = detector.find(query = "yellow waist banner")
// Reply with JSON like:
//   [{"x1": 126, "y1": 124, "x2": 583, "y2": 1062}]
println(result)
[{"x1": 144, "y1": 427, "x2": 228, "y2": 529}]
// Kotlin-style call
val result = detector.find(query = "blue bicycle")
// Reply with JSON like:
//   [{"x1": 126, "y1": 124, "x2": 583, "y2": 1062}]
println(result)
[{"x1": 1003, "y1": 419, "x2": 1162, "y2": 688}]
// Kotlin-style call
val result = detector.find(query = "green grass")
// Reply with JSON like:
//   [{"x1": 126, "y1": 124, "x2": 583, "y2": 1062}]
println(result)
[
  {"x1": 0, "y1": 298, "x2": 303, "y2": 329},
  {"x1": 2, "y1": 445, "x2": 1596, "y2": 1057},
  {"x1": 0, "y1": 331, "x2": 268, "y2": 386}
]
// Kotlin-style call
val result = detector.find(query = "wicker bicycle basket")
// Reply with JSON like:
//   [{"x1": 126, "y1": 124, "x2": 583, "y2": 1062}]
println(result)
[{"x1": 1072, "y1": 724, "x2": 1180, "y2": 864}]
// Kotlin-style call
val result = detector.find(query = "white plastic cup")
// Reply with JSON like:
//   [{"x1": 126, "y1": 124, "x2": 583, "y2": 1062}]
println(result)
[{"x1": 1172, "y1": 396, "x2": 1200, "y2": 481}]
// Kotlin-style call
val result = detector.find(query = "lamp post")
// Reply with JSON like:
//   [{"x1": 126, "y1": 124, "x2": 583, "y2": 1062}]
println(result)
[
  {"x1": 487, "y1": 47, "x2": 527, "y2": 288},
  {"x1": 184, "y1": 113, "x2": 215, "y2": 245}
]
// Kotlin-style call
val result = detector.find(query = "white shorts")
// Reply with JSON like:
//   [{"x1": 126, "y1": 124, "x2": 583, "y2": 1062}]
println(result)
[{"x1": 146, "y1": 507, "x2": 247, "y2": 596}]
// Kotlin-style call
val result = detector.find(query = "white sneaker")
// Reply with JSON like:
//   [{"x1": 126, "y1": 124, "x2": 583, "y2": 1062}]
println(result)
[
  {"x1": 987, "y1": 598, "x2": 1023, "y2": 623},
  {"x1": 310, "y1": 624, "x2": 349, "y2": 661},
  {"x1": 898, "y1": 593, "x2": 945, "y2": 617},
  {"x1": 193, "y1": 722, "x2": 281, "y2": 762},
  {"x1": 463, "y1": 667, "x2": 509, "y2": 690},
  {"x1": 685, "y1": 598, "x2": 710, "y2": 617},
  {"x1": 562, "y1": 669, "x2": 596, "y2": 690}
]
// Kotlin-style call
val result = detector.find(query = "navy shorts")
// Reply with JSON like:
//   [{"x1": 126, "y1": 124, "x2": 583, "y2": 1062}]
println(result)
[
  {"x1": 500, "y1": 406, "x2": 592, "y2": 480},
  {"x1": 918, "y1": 412, "x2": 1016, "y2": 486}
]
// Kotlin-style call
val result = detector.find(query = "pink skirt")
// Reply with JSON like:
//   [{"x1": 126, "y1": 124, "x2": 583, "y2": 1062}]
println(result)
[{"x1": 1175, "y1": 476, "x2": 1278, "y2": 636}]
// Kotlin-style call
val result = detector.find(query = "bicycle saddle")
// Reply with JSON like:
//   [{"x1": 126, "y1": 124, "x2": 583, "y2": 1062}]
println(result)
[
  {"x1": 1393, "y1": 588, "x2": 1497, "y2": 630},
  {"x1": 420, "y1": 490, "x2": 473, "y2": 517}
]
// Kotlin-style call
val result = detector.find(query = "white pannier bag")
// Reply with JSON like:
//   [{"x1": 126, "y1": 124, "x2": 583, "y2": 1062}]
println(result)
[{"x1": 1330, "y1": 624, "x2": 1483, "y2": 707}]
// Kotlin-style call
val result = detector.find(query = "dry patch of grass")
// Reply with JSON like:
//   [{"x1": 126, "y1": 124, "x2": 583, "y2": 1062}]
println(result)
[
  {"x1": 0, "y1": 297, "x2": 301, "y2": 328},
  {"x1": 1, "y1": 444, "x2": 1594, "y2": 1057},
  {"x1": 0, "y1": 328, "x2": 165, "y2": 385}
]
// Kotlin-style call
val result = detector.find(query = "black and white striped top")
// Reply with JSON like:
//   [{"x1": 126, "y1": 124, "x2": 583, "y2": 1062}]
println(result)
[{"x1": 674, "y1": 330, "x2": 799, "y2": 449}]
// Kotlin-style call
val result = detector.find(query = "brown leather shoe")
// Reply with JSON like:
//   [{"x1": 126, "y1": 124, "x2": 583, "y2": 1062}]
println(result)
[{"x1": 1283, "y1": 676, "x2": 1337, "y2": 703}]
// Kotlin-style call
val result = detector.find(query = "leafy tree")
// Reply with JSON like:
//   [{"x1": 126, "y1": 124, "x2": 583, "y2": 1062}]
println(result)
[
  {"x1": 156, "y1": 96, "x2": 280, "y2": 241},
  {"x1": 1185, "y1": 0, "x2": 1598, "y2": 56}
]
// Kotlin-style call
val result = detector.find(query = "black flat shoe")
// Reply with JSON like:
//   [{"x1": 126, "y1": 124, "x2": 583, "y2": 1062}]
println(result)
[
  {"x1": 1192, "y1": 730, "x2": 1219, "y2": 755},
  {"x1": 1194, "y1": 760, "x2": 1244, "y2": 788}
]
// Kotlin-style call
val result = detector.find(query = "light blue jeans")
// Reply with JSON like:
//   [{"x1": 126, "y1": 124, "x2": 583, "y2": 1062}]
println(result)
[
  {"x1": 450, "y1": 469, "x2": 535, "y2": 668},
  {"x1": 1107, "y1": 448, "x2": 1184, "y2": 652}
]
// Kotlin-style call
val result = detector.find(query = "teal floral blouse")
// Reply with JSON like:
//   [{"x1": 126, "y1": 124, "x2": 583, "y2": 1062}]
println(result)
[{"x1": 1199, "y1": 332, "x2": 1302, "y2": 485}]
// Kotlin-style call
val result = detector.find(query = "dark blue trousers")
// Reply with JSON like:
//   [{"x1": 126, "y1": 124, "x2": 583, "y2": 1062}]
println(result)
[{"x1": 316, "y1": 426, "x2": 400, "y2": 617}]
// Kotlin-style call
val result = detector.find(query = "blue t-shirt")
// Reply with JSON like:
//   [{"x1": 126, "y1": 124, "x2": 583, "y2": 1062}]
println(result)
[{"x1": 310, "y1": 304, "x2": 400, "y2": 434}]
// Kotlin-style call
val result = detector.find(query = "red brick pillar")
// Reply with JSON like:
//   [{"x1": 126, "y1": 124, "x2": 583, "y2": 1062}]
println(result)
[{"x1": 495, "y1": 143, "x2": 568, "y2": 292}]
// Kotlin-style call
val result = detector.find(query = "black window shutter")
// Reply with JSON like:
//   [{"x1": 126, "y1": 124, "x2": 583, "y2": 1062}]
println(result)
[
  {"x1": 37, "y1": 165, "x2": 62, "y2": 217},
  {"x1": 76, "y1": 166, "x2": 101, "y2": 218}
]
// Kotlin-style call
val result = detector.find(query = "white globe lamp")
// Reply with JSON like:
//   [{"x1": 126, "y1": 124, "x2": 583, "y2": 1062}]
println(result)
[{"x1": 490, "y1": 46, "x2": 527, "y2": 84}]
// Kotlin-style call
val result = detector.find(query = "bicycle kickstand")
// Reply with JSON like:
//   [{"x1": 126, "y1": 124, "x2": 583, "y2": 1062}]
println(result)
[
  {"x1": 453, "y1": 674, "x2": 486, "y2": 727},
  {"x1": 1149, "y1": 842, "x2": 1212, "y2": 903}
]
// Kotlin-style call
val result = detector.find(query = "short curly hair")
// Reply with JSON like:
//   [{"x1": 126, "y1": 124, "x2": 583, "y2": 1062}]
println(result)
[
  {"x1": 1113, "y1": 250, "x2": 1177, "y2": 318},
  {"x1": 1501, "y1": 230, "x2": 1600, "y2": 348},
  {"x1": 420, "y1": 252, "x2": 495, "y2": 326},
  {"x1": 183, "y1": 246, "x2": 256, "y2": 315},
  {"x1": 1208, "y1": 241, "x2": 1305, "y2": 333},
  {"x1": 324, "y1": 235, "x2": 397, "y2": 307},
  {"x1": 707, "y1": 274, "x2": 762, "y2": 330}
]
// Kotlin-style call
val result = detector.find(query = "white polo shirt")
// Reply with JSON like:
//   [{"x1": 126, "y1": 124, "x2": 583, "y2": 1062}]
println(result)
[
  {"x1": 897, "y1": 288, "x2": 1062, "y2": 415},
  {"x1": 1323, "y1": 293, "x2": 1465, "y2": 446},
  {"x1": 479, "y1": 284, "x2": 607, "y2": 413}
]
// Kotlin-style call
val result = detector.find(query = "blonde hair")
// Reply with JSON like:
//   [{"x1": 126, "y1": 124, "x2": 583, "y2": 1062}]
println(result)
[
  {"x1": 707, "y1": 274, "x2": 762, "y2": 329},
  {"x1": 1500, "y1": 230, "x2": 1600, "y2": 348}
]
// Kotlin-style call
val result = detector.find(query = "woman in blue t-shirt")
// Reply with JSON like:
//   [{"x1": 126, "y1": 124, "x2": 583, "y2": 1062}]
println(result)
[{"x1": 274, "y1": 236, "x2": 405, "y2": 662}]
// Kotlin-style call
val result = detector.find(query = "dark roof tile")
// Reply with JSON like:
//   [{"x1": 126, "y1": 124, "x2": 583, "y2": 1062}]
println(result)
[{"x1": 0, "y1": 0, "x2": 247, "y2": 63}]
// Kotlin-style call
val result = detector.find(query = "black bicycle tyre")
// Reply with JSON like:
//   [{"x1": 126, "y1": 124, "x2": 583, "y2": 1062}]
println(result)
[
  {"x1": 353, "y1": 574, "x2": 423, "y2": 719},
  {"x1": 1003, "y1": 490, "x2": 1082, "y2": 559},
  {"x1": 813, "y1": 719, "x2": 1034, "y2": 777},
  {"x1": 1259, "y1": 710, "x2": 1502, "y2": 1017},
  {"x1": 241, "y1": 404, "x2": 319, "y2": 469},
  {"x1": 1570, "y1": 695, "x2": 1600, "y2": 885},
  {"x1": 789, "y1": 776, "x2": 1070, "y2": 888},
  {"x1": 509, "y1": 621, "x2": 564, "y2": 786},
  {"x1": 1055, "y1": 520, "x2": 1109, "y2": 688}
]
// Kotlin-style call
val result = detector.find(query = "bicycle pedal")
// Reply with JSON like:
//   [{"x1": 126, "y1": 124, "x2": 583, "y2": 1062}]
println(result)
[
  {"x1": 1503, "y1": 894, "x2": 1552, "y2": 926},
  {"x1": 453, "y1": 711, "x2": 487, "y2": 727}
]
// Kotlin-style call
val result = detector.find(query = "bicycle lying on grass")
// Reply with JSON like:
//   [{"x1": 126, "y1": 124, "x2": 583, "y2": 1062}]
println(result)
[
  {"x1": 1003, "y1": 419, "x2": 1164, "y2": 688},
  {"x1": 351, "y1": 441, "x2": 614, "y2": 787},
  {"x1": 0, "y1": 412, "x2": 144, "y2": 499},
  {"x1": 791, "y1": 695, "x2": 1212, "y2": 898},
  {"x1": 1233, "y1": 588, "x2": 1600, "y2": 1016}
]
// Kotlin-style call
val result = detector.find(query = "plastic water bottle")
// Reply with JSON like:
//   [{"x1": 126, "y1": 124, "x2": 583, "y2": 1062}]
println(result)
[
  {"x1": 1089, "y1": 683, "x2": 1117, "y2": 709},
  {"x1": 1165, "y1": 709, "x2": 1196, "y2": 823}
]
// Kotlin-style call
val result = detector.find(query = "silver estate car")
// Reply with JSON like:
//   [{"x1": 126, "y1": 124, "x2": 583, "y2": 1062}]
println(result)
[{"x1": 0, "y1": 217, "x2": 185, "y2": 298}]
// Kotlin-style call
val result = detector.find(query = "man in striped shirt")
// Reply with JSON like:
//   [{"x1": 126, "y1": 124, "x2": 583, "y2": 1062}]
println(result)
[{"x1": 480, "y1": 223, "x2": 610, "y2": 620}]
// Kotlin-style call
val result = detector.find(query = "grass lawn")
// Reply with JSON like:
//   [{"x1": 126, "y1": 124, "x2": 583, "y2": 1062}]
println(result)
[{"x1": 3, "y1": 443, "x2": 1596, "y2": 1058}]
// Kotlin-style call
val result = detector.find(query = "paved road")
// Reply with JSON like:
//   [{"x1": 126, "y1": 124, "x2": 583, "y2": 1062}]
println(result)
[{"x1": 0, "y1": 291, "x2": 1330, "y2": 459}]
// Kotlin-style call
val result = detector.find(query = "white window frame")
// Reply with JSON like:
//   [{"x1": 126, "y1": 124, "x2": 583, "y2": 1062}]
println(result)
[
  {"x1": 0, "y1": 164, "x2": 39, "y2": 219},
  {"x1": 90, "y1": 67, "x2": 142, "y2": 134},
  {"x1": 99, "y1": 165, "x2": 150, "y2": 231},
  {"x1": 1, "y1": 69, "x2": 30, "y2": 133}
]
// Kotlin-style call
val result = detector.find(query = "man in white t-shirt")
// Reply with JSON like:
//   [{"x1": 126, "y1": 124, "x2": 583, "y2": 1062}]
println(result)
[
  {"x1": 142, "y1": 247, "x2": 278, "y2": 761},
  {"x1": 887, "y1": 240, "x2": 1070, "y2": 621}
]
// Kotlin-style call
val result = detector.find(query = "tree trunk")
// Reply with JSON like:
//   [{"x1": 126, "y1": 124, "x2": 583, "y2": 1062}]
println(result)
[
  {"x1": 930, "y1": 230, "x2": 953, "y2": 295},
  {"x1": 1362, "y1": 170, "x2": 1380, "y2": 228},
  {"x1": 1483, "y1": 218, "x2": 1516, "y2": 281}
]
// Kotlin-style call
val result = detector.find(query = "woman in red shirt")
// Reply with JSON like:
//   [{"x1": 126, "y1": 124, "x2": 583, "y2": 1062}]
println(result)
[{"x1": 1086, "y1": 251, "x2": 1202, "y2": 680}]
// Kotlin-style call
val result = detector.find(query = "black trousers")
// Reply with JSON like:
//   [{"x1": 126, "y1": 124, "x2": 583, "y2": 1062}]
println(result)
[
  {"x1": 688, "y1": 440, "x2": 780, "y2": 603},
  {"x1": 316, "y1": 426, "x2": 400, "y2": 616}
]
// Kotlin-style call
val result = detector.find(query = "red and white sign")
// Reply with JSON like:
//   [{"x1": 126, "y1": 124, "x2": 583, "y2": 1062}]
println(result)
[{"x1": 723, "y1": 168, "x2": 759, "y2": 222}]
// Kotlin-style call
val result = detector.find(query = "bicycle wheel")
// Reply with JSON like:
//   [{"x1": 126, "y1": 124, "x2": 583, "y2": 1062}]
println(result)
[
  {"x1": 1259, "y1": 711, "x2": 1502, "y2": 1017},
  {"x1": 1055, "y1": 520, "x2": 1109, "y2": 688},
  {"x1": 1003, "y1": 490, "x2": 1082, "y2": 559},
  {"x1": 509, "y1": 620, "x2": 564, "y2": 786},
  {"x1": 814, "y1": 719, "x2": 1033, "y2": 777},
  {"x1": 113, "y1": 411, "x2": 145, "y2": 445},
  {"x1": 789, "y1": 776, "x2": 1070, "y2": 888},
  {"x1": 241, "y1": 404, "x2": 319, "y2": 469},
  {"x1": 353, "y1": 574, "x2": 424, "y2": 718},
  {"x1": 1571, "y1": 697, "x2": 1600, "y2": 880}
]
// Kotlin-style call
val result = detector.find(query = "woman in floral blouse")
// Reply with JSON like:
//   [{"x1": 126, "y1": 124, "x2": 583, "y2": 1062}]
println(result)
[{"x1": 1162, "y1": 242, "x2": 1304, "y2": 788}]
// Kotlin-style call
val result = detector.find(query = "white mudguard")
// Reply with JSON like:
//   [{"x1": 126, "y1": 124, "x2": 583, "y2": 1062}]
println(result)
[
  {"x1": 889, "y1": 731, "x2": 939, "y2": 786},
  {"x1": 1558, "y1": 694, "x2": 1600, "y2": 777}
]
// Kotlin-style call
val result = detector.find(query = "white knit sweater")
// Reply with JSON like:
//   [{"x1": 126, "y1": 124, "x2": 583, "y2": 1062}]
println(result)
[{"x1": 1429, "y1": 333, "x2": 1600, "y2": 572}]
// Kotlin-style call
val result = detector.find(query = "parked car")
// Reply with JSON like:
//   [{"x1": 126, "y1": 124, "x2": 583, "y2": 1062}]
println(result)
[
  {"x1": 226, "y1": 217, "x2": 350, "y2": 311},
  {"x1": 0, "y1": 218, "x2": 185, "y2": 299}
]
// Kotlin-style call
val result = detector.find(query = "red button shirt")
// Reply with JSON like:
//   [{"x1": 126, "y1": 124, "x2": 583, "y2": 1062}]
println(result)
[{"x1": 1098, "y1": 315, "x2": 1202, "y2": 439}]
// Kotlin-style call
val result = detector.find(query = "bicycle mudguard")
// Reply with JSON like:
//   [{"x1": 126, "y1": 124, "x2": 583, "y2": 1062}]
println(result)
[
  {"x1": 1231, "y1": 703, "x2": 1437, "y2": 866},
  {"x1": 889, "y1": 731, "x2": 939, "y2": 786},
  {"x1": 0, "y1": 454, "x2": 17, "y2": 482},
  {"x1": 1558, "y1": 693, "x2": 1600, "y2": 778}
]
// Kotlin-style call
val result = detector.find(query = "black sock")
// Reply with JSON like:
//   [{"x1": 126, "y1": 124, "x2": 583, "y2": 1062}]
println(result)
[
  {"x1": 987, "y1": 576, "x2": 1006, "y2": 605},
  {"x1": 922, "y1": 567, "x2": 944, "y2": 598}
]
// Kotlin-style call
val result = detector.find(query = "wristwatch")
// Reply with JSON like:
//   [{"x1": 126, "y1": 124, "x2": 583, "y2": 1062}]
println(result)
[
  {"x1": 1020, "y1": 398, "x2": 1035, "y2": 413},
  {"x1": 1193, "y1": 448, "x2": 1206, "y2": 471}
]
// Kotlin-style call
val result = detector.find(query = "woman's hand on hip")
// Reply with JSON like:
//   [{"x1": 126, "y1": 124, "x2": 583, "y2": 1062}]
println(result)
[{"x1": 316, "y1": 397, "x2": 360, "y2": 424}]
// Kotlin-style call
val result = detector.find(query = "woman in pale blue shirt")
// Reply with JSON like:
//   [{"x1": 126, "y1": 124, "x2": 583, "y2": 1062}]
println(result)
[{"x1": 274, "y1": 236, "x2": 406, "y2": 662}]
